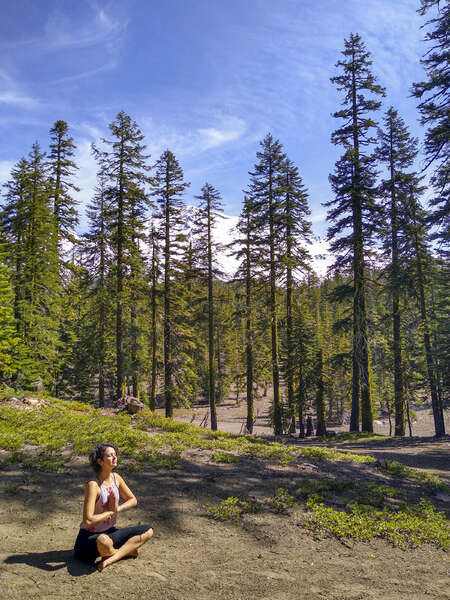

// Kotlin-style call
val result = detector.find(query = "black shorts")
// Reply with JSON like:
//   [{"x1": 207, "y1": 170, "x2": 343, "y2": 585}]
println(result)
[{"x1": 74, "y1": 524, "x2": 151, "y2": 563}]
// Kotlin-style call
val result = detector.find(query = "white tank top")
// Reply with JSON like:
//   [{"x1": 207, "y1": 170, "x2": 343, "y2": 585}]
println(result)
[{"x1": 83, "y1": 473, "x2": 120, "y2": 533}]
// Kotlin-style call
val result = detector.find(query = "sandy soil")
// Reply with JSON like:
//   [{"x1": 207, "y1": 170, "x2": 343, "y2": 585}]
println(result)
[
  {"x1": 175, "y1": 393, "x2": 450, "y2": 440},
  {"x1": 1, "y1": 434, "x2": 449, "y2": 600}
]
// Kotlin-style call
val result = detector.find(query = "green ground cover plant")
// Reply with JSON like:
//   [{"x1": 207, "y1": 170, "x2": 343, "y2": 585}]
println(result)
[
  {"x1": 0, "y1": 401, "x2": 394, "y2": 474},
  {"x1": 212, "y1": 451, "x2": 240, "y2": 463},
  {"x1": 379, "y1": 460, "x2": 449, "y2": 491},
  {"x1": 302, "y1": 497, "x2": 449, "y2": 550}
]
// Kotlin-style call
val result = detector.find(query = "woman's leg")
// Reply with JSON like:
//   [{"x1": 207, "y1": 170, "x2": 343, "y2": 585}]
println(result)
[
  {"x1": 97, "y1": 528, "x2": 153, "y2": 571},
  {"x1": 96, "y1": 534, "x2": 116, "y2": 558}
]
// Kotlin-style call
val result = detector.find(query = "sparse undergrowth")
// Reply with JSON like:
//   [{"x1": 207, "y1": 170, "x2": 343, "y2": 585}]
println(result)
[
  {"x1": 203, "y1": 481, "x2": 449, "y2": 550},
  {"x1": 303, "y1": 498, "x2": 448, "y2": 550},
  {"x1": 378, "y1": 459, "x2": 448, "y2": 491},
  {"x1": 0, "y1": 400, "x2": 379, "y2": 471}
]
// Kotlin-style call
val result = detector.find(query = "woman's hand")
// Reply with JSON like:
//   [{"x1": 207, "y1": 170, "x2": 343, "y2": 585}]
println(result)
[{"x1": 107, "y1": 490, "x2": 119, "y2": 514}]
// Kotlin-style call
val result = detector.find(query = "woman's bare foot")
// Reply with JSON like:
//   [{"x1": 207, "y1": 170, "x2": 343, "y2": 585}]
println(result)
[{"x1": 96, "y1": 559, "x2": 106, "y2": 572}]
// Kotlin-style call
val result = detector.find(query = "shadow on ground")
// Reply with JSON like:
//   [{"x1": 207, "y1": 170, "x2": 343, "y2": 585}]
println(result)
[{"x1": 4, "y1": 549, "x2": 93, "y2": 576}]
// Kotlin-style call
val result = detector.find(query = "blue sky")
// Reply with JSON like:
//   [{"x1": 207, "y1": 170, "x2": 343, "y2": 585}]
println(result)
[{"x1": 0, "y1": 0, "x2": 428, "y2": 234}]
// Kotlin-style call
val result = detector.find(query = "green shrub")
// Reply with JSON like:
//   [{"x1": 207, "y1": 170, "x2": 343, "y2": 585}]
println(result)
[
  {"x1": 379, "y1": 460, "x2": 449, "y2": 492},
  {"x1": 212, "y1": 451, "x2": 239, "y2": 463},
  {"x1": 267, "y1": 488, "x2": 297, "y2": 513},
  {"x1": 302, "y1": 497, "x2": 449, "y2": 550},
  {"x1": 203, "y1": 497, "x2": 242, "y2": 521}
]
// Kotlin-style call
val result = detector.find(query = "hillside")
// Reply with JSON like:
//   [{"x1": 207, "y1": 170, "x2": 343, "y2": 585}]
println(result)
[{"x1": 0, "y1": 396, "x2": 448, "y2": 600}]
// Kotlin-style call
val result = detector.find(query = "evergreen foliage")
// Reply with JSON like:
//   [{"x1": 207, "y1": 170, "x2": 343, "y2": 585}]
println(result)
[
  {"x1": 328, "y1": 33, "x2": 385, "y2": 433},
  {"x1": 0, "y1": 13, "x2": 447, "y2": 441}
]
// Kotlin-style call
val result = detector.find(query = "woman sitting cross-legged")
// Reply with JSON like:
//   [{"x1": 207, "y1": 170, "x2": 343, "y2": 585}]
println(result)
[{"x1": 74, "y1": 442, "x2": 153, "y2": 571}]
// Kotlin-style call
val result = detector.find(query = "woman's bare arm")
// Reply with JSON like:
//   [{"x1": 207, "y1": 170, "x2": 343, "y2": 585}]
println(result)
[
  {"x1": 82, "y1": 480, "x2": 116, "y2": 528},
  {"x1": 115, "y1": 473, "x2": 138, "y2": 513}
]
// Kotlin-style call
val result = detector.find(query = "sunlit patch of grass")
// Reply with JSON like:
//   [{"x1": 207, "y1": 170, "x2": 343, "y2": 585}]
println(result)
[
  {"x1": 212, "y1": 451, "x2": 239, "y2": 463},
  {"x1": 321, "y1": 431, "x2": 388, "y2": 443},
  {"x1": 302, "y1": 498, "x2": 449, "y2": 550},
  {"x1": 203, "y1": 490, "x2": 295, "y2": 521},
  {"x1": 295, "y1": 477, "x2": 406, "y2": 509},
  {"x1": 379, "y1": 460, "x2": 449, "y2": 492},
  {"x1": 124, "y1": 449, "x2": 181, "y2": 471},
  {"x1": 203, "y1": 497, "x2": 242, "y2": 521},
  {"x1": 298, "y1": 446, "x2": 376, "y2": 464},
  {"x1": 267, "y1": 488, "x2": 298, "y2": 513}
]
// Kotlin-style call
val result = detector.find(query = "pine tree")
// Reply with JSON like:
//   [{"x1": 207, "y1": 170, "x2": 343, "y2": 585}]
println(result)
[
  {"x1": 0, "y1": 227, "x2": 24, "y2": 383},
  {"x1": 83, "y1": 165, "x2": 113, "y2": 406},
  {"x1": 48, "y1": 120, "x2": 79, "y2": 249},
  {"x1": 328, "y1": 33, "x2": 385, "y2": 432},
  {"x1": 2, "y1": 144, "x2": 60, "y2": 387},
  {"x1": 376, "y1": 107, "x2": 419, "y2": 436},
  {"x1": 233, "y1": 197, "x2": 258, "y2": 433},
  {"x1": 148, "y1": 224, "x2": 160, "y2": 411},
  {"x1": 402, "y1": 179, "x2": 446, "y2": 436},
  {"x1": 152, "y1": 150, "x2": 190, "y2": 417},
  {"x1": 247, "y1": 134, "x2": 286, "y2": 435},
  {"x1": 95, "y1": 112, "x2": 151, "y2": 399},
  {"x1": 412, "y1": 0, "x2": 449, "y2": 252},
  {"x1": 192, "y1": 183, "x2": 224, "y2": 430},
  {"x1": 292, "y1": 295, "x2": 315, "y2": 438},
  {"x1": 280, "y1": 157, "x2": 311, "y2": 432}
]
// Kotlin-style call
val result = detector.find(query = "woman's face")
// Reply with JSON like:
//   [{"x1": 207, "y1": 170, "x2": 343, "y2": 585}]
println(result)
[{"x1": 98, "y1": 446, "x2": 118, "y2": 470}]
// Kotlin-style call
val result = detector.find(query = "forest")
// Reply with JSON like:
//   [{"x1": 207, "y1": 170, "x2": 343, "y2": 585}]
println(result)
[{"x1": 0, "y1": 1, "x2": 448, "y2": 440}]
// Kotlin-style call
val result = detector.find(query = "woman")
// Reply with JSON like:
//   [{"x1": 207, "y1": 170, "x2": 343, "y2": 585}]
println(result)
[{"x1": 74, "y1": 442, "x2": 153, "y2": 571}]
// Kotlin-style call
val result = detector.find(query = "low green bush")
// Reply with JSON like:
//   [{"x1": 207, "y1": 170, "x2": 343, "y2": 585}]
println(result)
[
  {"x1": 267, "y1": 488, "x2": 298, "y2": 513},
  {"x1": 212, "y1": 451, "x2": 239, "y2": 463},
  {"x1": 303, "y1": 497, "x2": 449, "y2": 550},
  {"x1": 203, "y1": 497, "x2": 242, "y2": 521}
]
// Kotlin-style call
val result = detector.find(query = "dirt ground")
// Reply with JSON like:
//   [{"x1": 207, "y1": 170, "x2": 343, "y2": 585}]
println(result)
[
  {"x1": 0, "y1": 397, "x2": 449, "y2": 600},
  {"x1": 176, "y1": 393, "x2": 450, "y2": 440}
]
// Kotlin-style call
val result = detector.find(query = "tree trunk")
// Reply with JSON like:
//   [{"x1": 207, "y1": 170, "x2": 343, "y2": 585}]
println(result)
[
  {"x1": 207, "y1": 200, "x2": 217, "y2": 430},
  {"x1": 149, "y1": 238, "x2": 157, "y2": 411},
  {"x1": 245, "y1": 242, "x2": 254, "y2": 433},
  {"x1": 389, "y1": 126, "x2": 405, "y2": 436},
  {"x1": 297, "y1": 366, "x2": 306, "y2": 438},
  {"x1": 414, "y1": 240, "x2": 445, "y2": 436},
  {"x1": 351, "y1": 65, "x2": 372, "y2": 433},
  {"x1": 315, "y1": 348, "x2": 327, "y2": 436},
  {"x1": 269, "y1": 171, "x2": 282, "y2": 435},
  {"x1": 164, "y1": 197, "x2": 172, "y2": 418},
  {"x1": 116, "y1": 142, "x2": 125, "y2": 399}
]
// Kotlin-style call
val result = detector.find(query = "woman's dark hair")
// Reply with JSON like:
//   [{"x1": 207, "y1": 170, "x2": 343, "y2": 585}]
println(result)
[{"x1": 89, "y1": 443, "x2": 119, "y2": 474}]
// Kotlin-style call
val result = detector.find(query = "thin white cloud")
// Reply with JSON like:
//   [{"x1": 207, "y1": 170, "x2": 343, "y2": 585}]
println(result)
[
  {"x1": 141, "y1": 115, "x2": 247, "y2": 159},
  {"x1": 198, "y1": 118, "x2": 246, "y2": 151},
  {"x1": 0, "y1": 91, "x2": 39, "y2": 109},
  {"x1": 72, "y1": 139, "x2": 99, "y2": 230},
  {"x1": 310, "y1": 211, "x2": 327, "y2": 224},
  {"x1": 0, "y1": 160, "x2": 14, "y2": 185},
  {"x1": 2, "y1": 6, "x2": 126, "y2": 53},
  {"x1": 0, "y1": 71, "x2": 39, "y2": 109},
  {"x1": 51, "y1": 62, "x2": 117, "y2": 85}
]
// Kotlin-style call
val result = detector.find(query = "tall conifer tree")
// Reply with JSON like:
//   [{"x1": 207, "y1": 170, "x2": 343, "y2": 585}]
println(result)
[
  {"x1": 95, "y1": 112, "x2": 151, "y2": 399},
  {"x1": 376, "y1": 107, "x2": 418, "y2": 436},
  {"x1": 328, "y1": 33, "x2": 385, "y2": 432},
  {"x1": 48, "y1": 120, "x2": 79, "y2": 249},
  {"x1": 247, "y1": 134, "x2": 286, "y2": 435},
  {"x1": 192, "y1": 183, "x2": 224, "y2": 430},
  {"x1": 152, "y1": 150, "x2": 190, "y2": 417},
  {"x1": 280, "y1": 157, "x2": 311, "y2": 432},
  {"x1": 412, "y1": 0, "x2": 449, "y2": 252}
]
